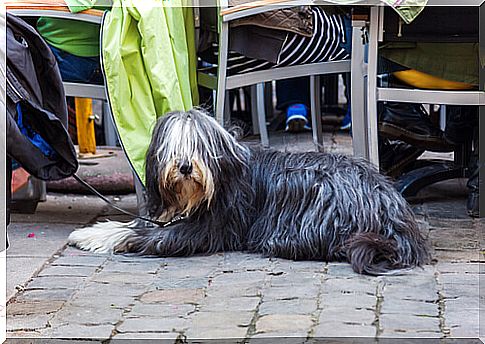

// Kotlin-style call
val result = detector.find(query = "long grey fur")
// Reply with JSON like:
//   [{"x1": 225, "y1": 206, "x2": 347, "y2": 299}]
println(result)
[{"x1": 70, "y1": 109, "x2": 430, "y2": 275}]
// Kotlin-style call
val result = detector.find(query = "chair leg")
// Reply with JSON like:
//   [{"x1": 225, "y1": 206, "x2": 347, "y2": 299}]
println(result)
[
  {"x1": 250, "y1": 85, "x2": 260, "y2": 135},
  {"x1": 251, "y1": 83, "x2": 269, "y2": 148},
  {"x1": 310, "y1": 75, "x2": 323, "y2": 152},
  {"x1": 102, "y1": 101, "x2": 119, "y2": 147},
  {"x1": 264, "y1": 81, "x2": 274, "y2": 121},
  {"x1": 215, "y1": 21, "x2": 229, "y2": 125},
  {"x1": 350, "y1": 19, "x2": 367, "y2": 160},
  {"x1": 365, "y1": 7, "x2": 381, "y2": 167}
]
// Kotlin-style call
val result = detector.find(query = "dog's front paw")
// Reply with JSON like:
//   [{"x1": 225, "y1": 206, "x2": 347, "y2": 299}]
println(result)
[{"x1": 68, "y1": 221, "x2": 134, "y2": 254}]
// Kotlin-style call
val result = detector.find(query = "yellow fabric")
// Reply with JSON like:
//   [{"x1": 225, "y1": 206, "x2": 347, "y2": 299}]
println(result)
[{"x1": 393, "y1": 70, "x2": 476, "y2": 90}]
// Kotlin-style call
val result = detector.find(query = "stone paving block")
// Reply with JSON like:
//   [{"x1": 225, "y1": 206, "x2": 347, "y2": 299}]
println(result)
[
  {"x1": 320, "y1": 293, "x2": 376, "y2": 310},
  {"x1": 318, "y1": 308, "x2": 375, "y2": 325},
  {"x1": 273, "y1": 260, "x2": 326, "y2": 273},
  {"x1": 111, "y1": 332, "x2": 180, "y2": 340},
  {"x1": 76, "y1": 282, "x2": 148, "y2": 298},
  {"x1": 102, "y1": 261, "x2": 162, "y2": 274},
  {"x1": 190, "y1": 311, "x2": 254, "y2": 328},
  {"x1": 383, "y1": 285, "x2": 438, "y2": 302},
  {"x1": 429, "y1": 226, "x2": 478, "y2": 252},
  {"x1": 249, "y1": 334, "x2": 307, "y2": 343},
  {"x1": 445, "y1": 310, "x2": 479, "y2": 328},
  {"x1": 108, "y1": 255, "x2": 167, "y2": 264},
  {"x1": 269, "y1": 272, "x2": 322, "y2": 287},
  {"x1": 140, "y1": 288, "x2": 205, "y2": 304},
  {"x1": 326, "y1": 263, "x2": 361, "y2": 277},
  {"x1": 258, "y1": 298, "x2": 316, "y2": 315},
  {"x1": 10, "y1": 194, "x2": 106, "y2": 225},
  {"x1": 380, "y1": 299, "x2": 438, "y2": 316},
  {"x1": 26, "y1": 276, "x2": 87, "y2": 290},
  {"x1": 434, "y1": 249, "x2": 481, "y2": 262},
  {"x1": 263, "y1": 286, "x2": 319, "y2": 301},
  {"x1": 184, "y1": 325, "x2": 248, "y2": 339},
  {"x1": 379, "y1": 314, "x2": 440, "y2": 332},
  {"x1": 428, "y1": 217, "x2": 475, "y2": 229},
  {"x1": 16, "y1": 289, "x2": 76, "y2": 302},
  {"x1": 153, "y1": 277, "x2": 209, "y2": 289},
  {"x1": 255, "y1": 314, "x2": 313, "y2": 334},
  {"x1": 220, "y1": 252, "x2": 268, "y2": 264},
  {"x1": 38, "y1": 265, "x2": 98, "y2": 277},
  {"x1": 161, "y1": 256, "x2": 224, "y2": 269},
  {"x1": 46, "y1": 323, "x2": 115, "y2": 339},
  {"x1": 69, "y1": 296, "x2": 135, "y2": 310},
  {"x1": 210, "y1": 271, "x2": 268, "y2": 286},
  {"x1": 128, "y1": 303, "x2": 195, "y2": 318},
  {"x1": 161, "y1": 267, "x2": 214, "y2": 279},
  {"x1": 312, "y1": 322, "x2": 376, "y2": 337},
  {"x1": 7, "y1": 300, "x2": 64, "y2": 316},
  {"x1": 322, "y1": 278, "x2": 377, "y2": 295},
  {"x1": 441, "y1": 283, "x2": 479, "y2": 298},
  {"x1": 117, "y1": 317, "x2": 188, "y2": 333},
  {"x1": 199, "y1": 296, "x2": 260, "y2": 312},
  {"x1": 62, "y1": 246, "x2": 103, "y2": 257},
  {"x1": 90, "y1": 272, "x2": 156, "y2": 285},
  {"x1": 205, "y1": 285, "x2": 261, "y2": 298},
  {"x1": 6, "y1": 330, "x2": 45, "y2": 339},
  {"x1": 436, "y1": 262, "x2": 480, "y2": 274},
  {"x1": 379, "y1": 329, "x2": 441, "y2": 338},
  {"x1": 252, "y1": 330, "x2": 310, "y2": 338},
  {"x1": 51, "y1": 255, "x2": 108, "y2": 267},
  {"x1": 449, "y1": 324, "x2": 480, "y2": 337},
  {"x1": 440, "y1": 273, "x2": 479, "y2": 285},
  {"x1": 444, "y1": 297, "x2": 479, "y2": 310},
  {"x1": 220, "y1": 255, "x2": 274, "y2": 271},
  {"x1": 7, "y1": 314, "x2": 51, "y2": 331},
  {"x1": 49, "y1": 305, "x2": 123, "y2": 326}
]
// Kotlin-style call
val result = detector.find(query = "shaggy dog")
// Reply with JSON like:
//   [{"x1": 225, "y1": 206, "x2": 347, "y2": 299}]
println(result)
[{"x1": 68, "y1": 109, "x2": 429, "y2": 275}]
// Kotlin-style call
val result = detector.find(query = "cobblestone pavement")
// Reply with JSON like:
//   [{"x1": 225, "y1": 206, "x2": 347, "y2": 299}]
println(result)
[{"x1": 6, "y1": 133, "x2": 485, "y2": 342}]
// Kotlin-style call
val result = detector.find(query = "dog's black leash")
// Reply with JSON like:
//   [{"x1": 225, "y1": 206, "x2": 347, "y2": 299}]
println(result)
[{"x1": 72, "y1": 173, "x2": 168, "y2": 227}]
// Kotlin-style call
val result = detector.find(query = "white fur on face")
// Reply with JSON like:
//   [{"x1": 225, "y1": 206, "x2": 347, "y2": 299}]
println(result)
[{"x1": 154, "y1": 110, "x2": 248, "y2": 211}]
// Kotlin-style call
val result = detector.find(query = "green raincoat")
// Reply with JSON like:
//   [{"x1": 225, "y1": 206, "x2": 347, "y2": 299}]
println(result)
[{"x1": 102, "y1": 0, "x2": 199, "y2": 185}]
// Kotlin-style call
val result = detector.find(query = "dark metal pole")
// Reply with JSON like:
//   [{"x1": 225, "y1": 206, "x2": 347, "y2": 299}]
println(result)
[{"x1": 479, "y1": 2, "x2": 484, "y2": 218}]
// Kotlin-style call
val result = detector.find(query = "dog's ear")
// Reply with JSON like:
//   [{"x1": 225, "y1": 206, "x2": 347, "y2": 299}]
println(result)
[{"x1": 225, "y1": 120, "x2": 249, "y2": 141}]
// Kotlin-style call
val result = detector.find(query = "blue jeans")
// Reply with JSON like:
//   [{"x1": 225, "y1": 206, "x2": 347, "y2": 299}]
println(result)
[
  {"x1": 340, "y1": 14, "x2": 352, "y2": 56},
  {"x1": 49, "y1": 45, "x2": 103, "y2": 84}
]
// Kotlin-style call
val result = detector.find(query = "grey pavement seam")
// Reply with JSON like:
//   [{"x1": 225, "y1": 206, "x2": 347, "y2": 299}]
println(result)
[
  {"x1": 306, "y1": 263, "x2": 327, "y2": 339},
  {"x1": 435, "y1": 268, "x2": 450, "y2": 338},
  {"x1": 373, "y1": 278, "x2": 385, "y2": 338},
  {"x1": 244, "y1": 280, "x2": 266, "y2": 339},
  {"x1": 105, "y1": 257, "x2": 169, "y2": 340}
]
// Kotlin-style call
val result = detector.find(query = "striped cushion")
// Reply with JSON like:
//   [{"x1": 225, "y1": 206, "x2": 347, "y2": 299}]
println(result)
[{"x1": 203, "y1": 7, "x2": 349, "y2": 76}]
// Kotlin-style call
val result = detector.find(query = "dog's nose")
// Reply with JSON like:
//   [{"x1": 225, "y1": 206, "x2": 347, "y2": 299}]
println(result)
[{"x1": 179, "y1": 161, "x2": 193, "y2": 175}]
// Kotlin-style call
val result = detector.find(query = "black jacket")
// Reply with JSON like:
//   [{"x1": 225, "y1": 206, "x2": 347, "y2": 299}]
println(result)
[{"x1": 6, "y1": 13, "x2": 78, "y2": 181}]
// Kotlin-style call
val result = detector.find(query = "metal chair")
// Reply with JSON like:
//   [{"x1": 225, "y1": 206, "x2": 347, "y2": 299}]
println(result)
[
  {"x1": 365, "y1": 5, "x2": 484, "y2": 202},
  {"x1": 197, "y1": 1, "x2": 363, "y2": 150},
  {"x1": 6, "y1": 1, "x2": 119, "y2": 147},
  {"x1": 6, "y1": 1, "x2": 122, "y2": 210}
]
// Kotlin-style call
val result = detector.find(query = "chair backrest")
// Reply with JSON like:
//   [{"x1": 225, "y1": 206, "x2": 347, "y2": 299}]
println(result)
[{"x1": 6, "y1": 3, "x2": 107, "y2": 100}]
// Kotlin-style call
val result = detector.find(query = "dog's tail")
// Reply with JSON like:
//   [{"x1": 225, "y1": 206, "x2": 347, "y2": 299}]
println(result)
[
  {"x1": 68, "y1": 221, "x2": 136, "y2": 254},
  {"x1": 346, "y1": 230, "x2": 430, "y2": 276}
]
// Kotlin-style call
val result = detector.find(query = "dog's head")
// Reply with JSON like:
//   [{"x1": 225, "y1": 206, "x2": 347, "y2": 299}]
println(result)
[{"x1": 146, "y1": 109, "x2": 249, "y2": 219}]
